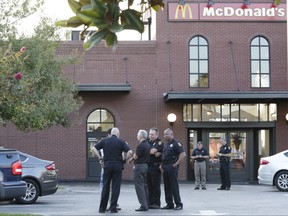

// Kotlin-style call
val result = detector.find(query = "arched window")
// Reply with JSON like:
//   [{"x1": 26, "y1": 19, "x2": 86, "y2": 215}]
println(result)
[
  {"x1": 251, "y1": 36, "x2": 270, "y2": 88},
  {"x1": 87, "y1": 109, "x2": 115, "y2": 132},
  {"x1": 189, "y1": 36, "x2": 209, "y2": 87}
]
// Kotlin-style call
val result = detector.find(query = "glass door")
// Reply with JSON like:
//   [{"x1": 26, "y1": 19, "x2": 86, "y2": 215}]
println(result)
[
  {"x1": 87, "y1": 132, "x2": 106, "y2": 180},
  {"x1": 207, "y1": 131, "x2": 248, "y2": 182}
]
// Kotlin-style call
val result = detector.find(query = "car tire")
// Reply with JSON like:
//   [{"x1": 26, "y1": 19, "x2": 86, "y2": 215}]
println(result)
[
  {"x1": 275, "y1": 171, "x2": 288, "y2": 192},
  {"x1": 15, "y1": 179, "x2": 40, "y2": 204}
]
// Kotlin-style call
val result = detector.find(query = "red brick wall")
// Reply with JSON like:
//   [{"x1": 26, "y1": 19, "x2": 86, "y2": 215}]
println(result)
[{"x1": 1, "y1": 0, "x2": 287, "y2": 181}]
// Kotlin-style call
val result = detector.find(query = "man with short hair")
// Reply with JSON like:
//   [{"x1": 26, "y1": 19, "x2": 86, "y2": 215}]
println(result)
[
  {"x1": 160, "y1": 128, "x2": 186, "y2": 210},
  {"x1": 147, "y1": 127, "x2": 163, "y2": 209},
  {"x1": 191, "y1": 141, "x2": 209, "y2": 190},
  {"x1": 129, "y1": 129, "x2": 150, "y2": 211},
  {"x1": 93, "y1": 127, "x2": 133, "y2": 213},
  {"x1": 217, "y1": 137, "x2": 232, "y2": 190}
]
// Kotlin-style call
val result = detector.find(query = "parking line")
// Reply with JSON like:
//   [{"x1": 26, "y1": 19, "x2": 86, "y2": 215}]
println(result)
[{"x1": 200, "y1": 210, "x2": 228, "y2": 215}]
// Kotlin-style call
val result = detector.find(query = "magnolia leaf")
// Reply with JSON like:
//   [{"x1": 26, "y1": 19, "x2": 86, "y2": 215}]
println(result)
[
  {"x1": 68, "y1": 0, "x2": 82, "y2": 14},
  {"x1": 152, "y1": 4, "x2": 164, "y2": 12},
  {"x1": 55, "y1": 16, "x2": 84, "y2": 28},
  {"x1": 121, "y1": 9, "x2": 144, "y2": 33},
  {"x1": 105, "y1": 32, "x2": 118, "y2": 50},
  {"x1": 110, "y1": 23, "x2": 124, "y2": 33},
  {"x1": 81, "y1": 1, "x2": 108, "y2": 18},
  {"x1": 79, "y1": 0, "x2": 91, "y2": 5},
  {"x1": 83, "y1": 29, "x2": 109, "y2": 50},
  {"x1": 81, "y1": 5, "x2": 106, "y2": 18},
  {"x1": 91, "y1": 0, "x2": 105, "y2": 9},
  {"x1": 77, "y1": 12, "x2": 106, "y2": 26},
  {"x1": 106, "y1": 3, "x2": 120, "y2": 22}
]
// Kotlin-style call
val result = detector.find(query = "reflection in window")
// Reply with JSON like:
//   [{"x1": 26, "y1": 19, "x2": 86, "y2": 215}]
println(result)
[
  {"x1": 230, "y1": 132, "x2": 246, "y2": 170},
  {"x1": 202, "y1": 104, "x2": 221, "y2": 121},
  {"x1": 193, "y1": 104, "x2": 201, "y2": 122},
  {"x1": 183, "y1": 104, "x2": 192, "y2": 122},
  {"x1": 87, "y1": 109, "x2": 114, "y2": 132},
  {"x1": 208, "y1": 132, "x2": 247, "y2": 171},
  {"x1": 189, "y1": 36, "x2": 209, "y2": 87},
  {"x1": 258, "y1": 130, "x2": 270, "y2": 158},
  {"x1": 240, "y1": 104, "x2": 258, "y2": 121},
  {"x1": 208, "y1": 133, "x2": 225, "y2": 171},
  {"x1": 183, "y1": 103, "x2": 277, "y2": 122},
  {"x1": 251, "y1": 36, "x2": 270, "y2": 88}
]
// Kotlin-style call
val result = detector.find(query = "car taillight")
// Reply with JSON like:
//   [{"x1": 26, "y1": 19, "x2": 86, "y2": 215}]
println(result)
[
  {"x1": 12, "y1": 160, "x2": 22, "y2": 175},
  {"x1": 260, "y1": 159, "x2": 269, "y2": 165},
  {"x1": 46, "y1": 163, "x2": 56, "y2": 171}
]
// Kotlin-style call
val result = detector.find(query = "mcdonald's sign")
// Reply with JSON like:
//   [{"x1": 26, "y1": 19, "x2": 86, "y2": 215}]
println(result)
[
  {"x1": 168, "y1": 3, "x2": 199, "y2": 21},
  {"x1": 175, "y1": 4, "x2": 193, "y2": 19},
  {"x1": 168, "y1": 2, "x2": 286, "y2": 21}
]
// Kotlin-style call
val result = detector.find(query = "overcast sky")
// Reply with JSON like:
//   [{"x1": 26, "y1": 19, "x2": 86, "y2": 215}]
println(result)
[{"x1": 18, "y1": 0, "x2": 155, "y2": 41}]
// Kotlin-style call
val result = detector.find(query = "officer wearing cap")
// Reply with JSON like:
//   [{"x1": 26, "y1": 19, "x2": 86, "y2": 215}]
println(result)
[
  {"x1": 191, "y1": 141, "x2": 209, "y2": 190},
  {"x1": 217, "y1": 137, "x2": 232, "y2": 190},
  {"x1": 160, "y1": 128, "x2": 186, "y2": 210},
  {"x1": 147, "y1": 127, "x2": 163, "y2": 209}
]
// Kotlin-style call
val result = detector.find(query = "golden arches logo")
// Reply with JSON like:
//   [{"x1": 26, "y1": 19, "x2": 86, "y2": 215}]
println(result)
[{"x1": 175, "y1": 4, "x2": 193, "y2": 19}]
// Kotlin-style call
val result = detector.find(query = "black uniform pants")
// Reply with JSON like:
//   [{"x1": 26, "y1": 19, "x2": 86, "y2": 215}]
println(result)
[
  {"x1": 219, "y1": 161, "x2": 231, "y2": 189},
  {"x1": 99, "y1": 162, "x2": 123, "y2": 212},
  {"x1": 147, "y1": 163, "x2": 161, "y2": 206},
  {"x1": 162, "y1": 164, "x2": 182, "y2": 207}
]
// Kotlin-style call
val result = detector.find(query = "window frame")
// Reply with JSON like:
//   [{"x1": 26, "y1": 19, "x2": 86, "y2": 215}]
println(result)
[
  {"x1": 189, "y1": 35, "x2": 209, "y2": 88},
  {"x1": 250, "y1": 36, "x2": 271, "y2": 88}
]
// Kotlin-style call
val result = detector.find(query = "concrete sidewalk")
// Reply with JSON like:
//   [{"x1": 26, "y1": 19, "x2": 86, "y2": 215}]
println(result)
[{"x1": 0, "y1": 182, "x2": 286, "y2": 215}]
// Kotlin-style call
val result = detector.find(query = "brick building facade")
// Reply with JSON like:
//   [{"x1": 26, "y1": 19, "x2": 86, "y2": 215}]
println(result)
[{"x1": 1, "y1": 0, "x2": 287, "y2": 183}]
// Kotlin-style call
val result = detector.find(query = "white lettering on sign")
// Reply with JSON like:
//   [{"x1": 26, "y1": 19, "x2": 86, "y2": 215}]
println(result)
[{"x1": 203, "y1": 7, "x2": 285, "y2": 17}]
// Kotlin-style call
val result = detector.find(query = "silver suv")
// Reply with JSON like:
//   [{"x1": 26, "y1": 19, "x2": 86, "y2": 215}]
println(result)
[{"x1": 0, "y1": 149, "x2": 26, "y2": 200}]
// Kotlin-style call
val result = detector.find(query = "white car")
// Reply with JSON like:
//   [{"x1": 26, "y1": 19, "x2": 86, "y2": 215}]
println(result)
[{"x1": 258, "y1": 150, "x2": 288, "y2": 191}]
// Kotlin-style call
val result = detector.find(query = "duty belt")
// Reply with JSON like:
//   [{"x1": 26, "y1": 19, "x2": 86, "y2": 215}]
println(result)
[
  {"x1": 104, "y1": 159, "x2": 123, "y2": 163},
  {"x1": 162, "y1": 161, "x2": 174, "y2": 164},
  {"x1": 195, "y1": 160, "x2": 205, "y2": 162}
]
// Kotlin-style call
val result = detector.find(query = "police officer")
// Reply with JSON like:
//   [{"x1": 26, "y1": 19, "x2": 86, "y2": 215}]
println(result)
[
  {"x1": 191, "y1": 141, "x2": 209, "y2": 190},
  {"x1": 129, "y1": 130, "x2": 150, "y2": 211},
  {"x1": 147, "y1": 127, "x2": 163, "y2": 209},
  {"x1": 217, "y1": 137, "x2": 232, "y2": 190},
  {"x1": 93, "y1": 127, "x2": 133, "y2": 213},
  {"x1": 160, "y1": 128, "x2": 186, "y2": 210}
]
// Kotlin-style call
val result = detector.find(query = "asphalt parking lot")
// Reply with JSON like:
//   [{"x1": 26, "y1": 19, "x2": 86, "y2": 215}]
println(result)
[{"x1": 0, "y1": 182, "x2": 287, "y2": 216}]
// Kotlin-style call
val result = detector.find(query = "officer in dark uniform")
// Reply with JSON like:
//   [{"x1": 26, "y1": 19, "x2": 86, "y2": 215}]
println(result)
[
  {"x1": 217, "y1": 137, "x2": 232, "y2": 190},
  {"x1": 160, "y1": 128, "x2": 186, "y2": 210},
  {"x1": 94, "y1": 127, "x2": 133, "y2": 213},
  {"x1": 129, "y1": 129, "x2": 150, "y2": 212},
  {"x1": 147, "y1": 127, "x2": 163, "y2": 209}
]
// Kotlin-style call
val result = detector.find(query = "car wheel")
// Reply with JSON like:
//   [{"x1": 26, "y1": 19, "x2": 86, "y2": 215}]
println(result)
[
  {"x1": 275, "y1": 171, "x2": 288, "y2": 192},
  {"x1": 15, "y1": 179, "x2": 40, "y2": 204}
]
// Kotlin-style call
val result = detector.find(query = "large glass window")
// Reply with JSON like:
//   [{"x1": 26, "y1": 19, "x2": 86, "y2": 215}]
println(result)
[
  {"x1": 87, "y1": 109, "x2": 114, "y2": 132},
  {"x1": 189, "y1": 36, "x2": 208, "y2": 87},
  {"x1": 251, "y1": 36, "x2": 270, "y2": 88},
  {"x1": 183, "y1": 103, "x2": 277, "y2": 122},
  {"x1": 208, "y1": 132, "x2": 247, "y2": 171}
]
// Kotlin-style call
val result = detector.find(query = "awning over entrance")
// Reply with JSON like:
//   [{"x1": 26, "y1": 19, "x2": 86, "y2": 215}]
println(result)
[
  {"x1": 77, "y1": 83, "x2": 131, "y2": 92},
  {"x1": 164, "y1": 91, "x2": 288, "y2": 103}
]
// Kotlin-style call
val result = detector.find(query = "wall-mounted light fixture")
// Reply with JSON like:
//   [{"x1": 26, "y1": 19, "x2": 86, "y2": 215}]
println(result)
[
  {"x1": 285, "y1": 113, "x2": 288, "y2": 121},
  {"x1": 167, "y1": 113, "x2": 177, "y2": 127}
]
